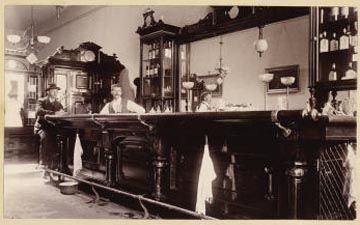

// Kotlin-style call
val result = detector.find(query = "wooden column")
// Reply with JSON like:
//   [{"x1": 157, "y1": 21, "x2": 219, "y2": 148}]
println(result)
[
  {"x1": 102, "y1": 130, "x2": 116, "y2": 186},
  {"x1": 151, "y1": 132, "x2": 169, "y2": 201},
  {"x1": 286, "y1": 161, "x2": 308, "y2": 219}
]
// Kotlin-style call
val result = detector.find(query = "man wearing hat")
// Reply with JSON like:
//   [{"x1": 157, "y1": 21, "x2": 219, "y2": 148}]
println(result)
[{"x1": 34, "y1": 83, "x2": 66, "y2": 169}]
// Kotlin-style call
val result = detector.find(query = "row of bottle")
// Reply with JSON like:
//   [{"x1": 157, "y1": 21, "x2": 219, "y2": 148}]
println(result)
[
  {"x1": 319, "y1": 25, "x2": 358, "y2": 53},
  {"x1": 145, "y1": 64, "x2": 161, "y2": 77},
  {"x1": 320, "y1": 7, "x2": 358, "y2": 24},
  {"x1": 148, "y1": 100, "x2": 174, "y2": 113},
  {"x1": 147, "y1": 41, "x2": 173, "y2": 60},
  {"x1": 143, "y1": 80, "x2": 173, "y2": 95},
  {"x1": 145, "y1": 65, "x2": 173, "y2": 78},
  {"x1": 328, "y1": 62, "x2": 357, "y2": 81}
]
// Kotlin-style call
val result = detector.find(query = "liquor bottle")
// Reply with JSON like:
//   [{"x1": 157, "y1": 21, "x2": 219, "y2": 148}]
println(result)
[
  {"x1": 152, "y1": 43, "x2": 156, "y2": 59},
  {"x1": 164, "y1": 41, "x2": 169, "y2": 58},
  {"x1": 340, "y1": 7, "x2": 349, "y2": 19},
  {"x1": 156, "y1": 63, "x2": 161, "y2": 77},
  {"x1": 145, "y1": 65, "x2": 150, "y2": 78},
  {"x1": 155, "y1": 42, "x2": 160, "y2": 58},
  {"x1": 320, "y1": 8, "x2": 324, "y2": 24},
  {"x1": 330, "y1": 33, "x2": 339, "y2": 51},
  {"x1": 164, "y1": 101, "x2": 170, "y2": 112},
  {"x1": 320, "y1": 32, "x2": 329, "y2": 53},
  {"x1": 150, "y1": 64, "x2": 154, "y2": 77},
  {"x1": 168, "y1": 41, "x2": 172, "y2": 58},
  {"x1": 154, "y1": 63, "x2": 158, "y2": 77},
  {"x1": 343, "y1": 62, "x2": 357, "y2": 79},
  {"x1": 156, "y1": 104, "x2": 161, "y2": 113},
  {"x1": 354, "y1": 7, "x2": 358, "y2": 21},
  {"x1": 328, "y1": 63, "x2": 337, "y2": 81},
  {"x1": 350, "y1": 21, "x2": 358, "y2": 47},
  {"x1": 169, "y1": 102, "x2": 173, "y2": 112},
  {"x1": 339, "y1": 28, "x2": 350, "y2": 50},
  {"x1": 331, "y1": 7, "x2": 339, "y2": 21}
]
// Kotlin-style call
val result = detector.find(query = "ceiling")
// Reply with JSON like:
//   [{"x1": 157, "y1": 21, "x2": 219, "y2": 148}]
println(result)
[{"x1": 5, "y1": 5, "x2": 68, "y2": 31}]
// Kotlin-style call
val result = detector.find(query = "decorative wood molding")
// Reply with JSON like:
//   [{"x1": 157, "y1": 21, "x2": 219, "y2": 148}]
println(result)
[{"x1": 177, "y1": 6, "x2": 309, "y2": 44}]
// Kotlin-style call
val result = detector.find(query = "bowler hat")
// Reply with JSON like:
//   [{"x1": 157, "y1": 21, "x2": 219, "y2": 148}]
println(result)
[{"x1": 46, "y1": 83, "x2": 61, "y2": 91}]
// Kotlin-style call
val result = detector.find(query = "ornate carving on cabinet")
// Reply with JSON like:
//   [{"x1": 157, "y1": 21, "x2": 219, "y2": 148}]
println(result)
[{"x1": 42, "y1": 42, "x2": 125, "y2": 114}]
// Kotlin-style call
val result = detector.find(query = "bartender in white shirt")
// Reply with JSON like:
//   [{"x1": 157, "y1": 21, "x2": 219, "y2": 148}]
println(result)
[
  {"x1": 196, "y1": 92, "x2": 212, "y2": 112},
  {"x1": 100, "y1": 84, "x2": 145, "y2": 114}
]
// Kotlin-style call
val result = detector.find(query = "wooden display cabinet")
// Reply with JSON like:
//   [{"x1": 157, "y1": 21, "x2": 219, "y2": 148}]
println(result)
[
  {"x1": 42, "y1": 42, "x2": 125, "y2": 113},
  {"x1": 310, "y1": 6, "x2": 358, "y2": 110},
  {"x1": 137, "y1": 19, "x2": 180, "y2": 112}
]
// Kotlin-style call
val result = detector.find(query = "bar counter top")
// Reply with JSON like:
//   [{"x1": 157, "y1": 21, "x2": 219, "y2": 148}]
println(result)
[{"x1": 45, "y1": 110, "x2": 356, "y2": 125}]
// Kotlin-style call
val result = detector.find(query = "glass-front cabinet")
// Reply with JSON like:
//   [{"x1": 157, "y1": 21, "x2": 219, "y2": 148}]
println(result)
[
  {"x1": 137, "y1": 20, "x2": 180, "y2": 112},
  {"x1": 310, "y1": 6, "x2": 358, "y2": 111}
]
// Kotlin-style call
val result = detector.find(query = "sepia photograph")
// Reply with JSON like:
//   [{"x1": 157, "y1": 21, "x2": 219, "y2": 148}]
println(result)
[{"x1": 2, "y1": 1, "x2": 358, "y2": 221}]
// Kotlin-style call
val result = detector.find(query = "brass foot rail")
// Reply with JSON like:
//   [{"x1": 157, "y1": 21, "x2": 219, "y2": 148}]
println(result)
[{"x1": 44, "y1": 168, "x2": 217, "y2": 220}]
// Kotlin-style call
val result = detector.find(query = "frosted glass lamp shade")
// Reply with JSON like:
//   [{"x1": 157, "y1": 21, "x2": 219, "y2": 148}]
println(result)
[
  {"x1": 182, "y1": 81, "x2": 194, "y2": 89},
  {"x1": 205, "y1": 84, "x2": 217, "y2": 91},
  {"x1": 254, "y1": 39, "x2": 268, "y2": 54},
  {"x1": 37, "y1": 36, "x2": 51, "y2": 44},
  {"x1": 259, "y1": 73, "x2": 274, "y2": 82},
  {"x1": 280, "y1": 76, "x2": 295, "y2": 86},
  {"x1": 7, "y1": 34, "x2": 21, "y2": 44}
]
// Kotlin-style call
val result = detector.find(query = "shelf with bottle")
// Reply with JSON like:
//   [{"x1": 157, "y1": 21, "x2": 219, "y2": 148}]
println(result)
[
  {"x1": 319, "y1": 47, "x2": 356, "y2": 59},
  {"x1": 162, "y1": 40, "x2": 173, "y2": 59},
  {"x1": 142, "y1": 95, "x2": 174, "y2": 100},
  {"x1": 144, "y1": 98, "x2": 175, "y2": 113},
  {"x1": 319, "y1": 18, "x2": 358, "y2": 33},
  {"x1": 143, "y1": 58, "x2": 161, "y2": 63},
  {"x1": 315, "y1": 79, "x2": 357, "y2": 91},
  {"x1": 319, "y1": 7, "x2": 357, "y2": 27},
  {"x1": 319, "y1": 29, "x2": 358, "y2": 54},
  {"x1": 163, "y1": 85, "x2": 174, "y2": 97},
  {"x1": 145, "y1": 41, "x2": 161, "y2": 61},
  {"x1": 320, "y1": 60, "x2": 357, "y2": 79},
  {"x1": 144, "y1": 40, "x2": 174, "y2": 61},
  {"x1": 143, "y1": 63, "x2": 162, "y2": 78}
]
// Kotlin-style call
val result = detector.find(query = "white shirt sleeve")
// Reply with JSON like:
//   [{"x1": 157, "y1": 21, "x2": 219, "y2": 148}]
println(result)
[
  {"x1": 99, "y1": 103, "x2": 110, "y2": 114},
  {"x1": 127, "y1": 100, "x2": 146, "y2": 113}
]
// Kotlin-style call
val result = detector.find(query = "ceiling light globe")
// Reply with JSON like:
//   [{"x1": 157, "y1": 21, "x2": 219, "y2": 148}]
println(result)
[
  {"x1": 37, "y1": 36, "x2": 51, "y2": 44},
  {"x1": 255, "y1": 39, "x2": 268, "y2": 54},
  {"x1": 7, "y1": 34, "x2": 21, "y2": 44}
]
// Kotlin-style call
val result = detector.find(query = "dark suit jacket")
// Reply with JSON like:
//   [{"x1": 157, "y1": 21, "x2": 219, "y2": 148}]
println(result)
[{"x1": 34, "y1": 97, "x2": 64, "y2": 134}]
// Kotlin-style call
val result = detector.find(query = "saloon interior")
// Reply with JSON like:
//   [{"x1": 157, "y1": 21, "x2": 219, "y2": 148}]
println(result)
[{"x1": 3, "y1": 5, "x2": 358, "y2": 220}]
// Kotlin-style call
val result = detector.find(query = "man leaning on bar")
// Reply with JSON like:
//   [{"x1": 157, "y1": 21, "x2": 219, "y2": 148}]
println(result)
[{"x1": 100, "y1": 83, "x2": 145, "y2": 114}]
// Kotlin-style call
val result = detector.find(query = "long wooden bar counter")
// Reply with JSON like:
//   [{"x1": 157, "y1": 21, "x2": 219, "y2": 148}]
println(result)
[{"x1": 45, "y1": 110, "x2": 356, "y2": 219}]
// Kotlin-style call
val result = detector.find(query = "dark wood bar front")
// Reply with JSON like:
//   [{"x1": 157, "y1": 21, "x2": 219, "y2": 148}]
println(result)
[{"x1": 45, "y1": 110, "x2": 356, "y2": 219}]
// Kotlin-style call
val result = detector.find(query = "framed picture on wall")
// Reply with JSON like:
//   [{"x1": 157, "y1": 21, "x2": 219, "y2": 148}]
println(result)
[
  {"x1": 76, "y1": 74, "x2": 89, "y2": 89},
  {"x1": 197, "y1": 74, "x2": 223, "y2": 97},
  {"x1": 265, "y1": 64, "x2": 300, "y2": 94}
]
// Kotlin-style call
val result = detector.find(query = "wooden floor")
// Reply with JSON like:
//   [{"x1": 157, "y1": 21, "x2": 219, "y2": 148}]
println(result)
[{"x1": 3, "y1": 156, "x2": 148, "y2": 219}]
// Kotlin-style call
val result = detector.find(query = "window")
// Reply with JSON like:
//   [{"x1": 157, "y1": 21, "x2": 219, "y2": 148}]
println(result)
[{"x1": 5, "y1": 72, "x2": 25, "y2": 127}]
